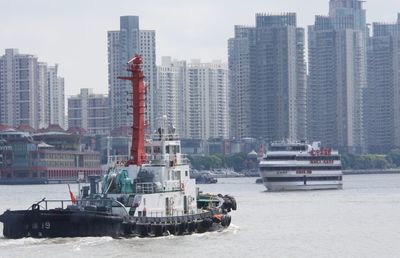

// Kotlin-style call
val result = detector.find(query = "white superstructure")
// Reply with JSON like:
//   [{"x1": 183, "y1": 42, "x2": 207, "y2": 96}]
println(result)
[
  {"x1": 104, "y1": 125, "x2": 198, "y2": 217},
  {"x1": 259, "y1": 141, "x2": 343, "y2": 191}
]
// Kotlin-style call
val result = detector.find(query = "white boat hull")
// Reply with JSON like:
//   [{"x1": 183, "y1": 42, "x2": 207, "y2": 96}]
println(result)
[{"x1": 263, "y1": 180, "x2": 343, "y2": 191}]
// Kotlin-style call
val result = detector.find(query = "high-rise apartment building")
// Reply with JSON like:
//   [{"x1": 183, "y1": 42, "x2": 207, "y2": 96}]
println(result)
[
  {"x1": 157, "y1": 58, "x2": 229, "y2": 141},
  {"x1": 329, "y1": 0, "x2": 367, "y2": 34},
  {"x1": 0, "y1": 49, "x2": 65, "y2": 130},
  {"x1": 37, "y1": 63, "x2": 49, "y2": 129},
  {"x1": 157, "y1": 57, "x2": 188, "y2": 137},
  {"x1": 228, "y1": 26, "x2": 254, "y2": 140},
  {"x1": 364, "y1": 14, "x2": 400, "y2": 153},
  {"x1": 187, "y1": 60, "x2": 229, "y2": 140},
  {"x1": 48, "y1": 65, "x2": 65, "y2": 129},
  {"x1": 139, "y1": 30, "x2": 157, "y2": 130},
  {"x1": 0, "y1": 49, "x2": 39, "y2": 128},
  {"x1": 308, "y1": 0, "x2": 367, "y2": 153},
  {"x1": 228, "y1": 13, "x2": 307, "y2": 142},
  {"x1": 68, "y1": 88, "x2": 110, "y2": 135},
  {"x1": 107, "y1": 16, "x2": 157, "y2": 131}
]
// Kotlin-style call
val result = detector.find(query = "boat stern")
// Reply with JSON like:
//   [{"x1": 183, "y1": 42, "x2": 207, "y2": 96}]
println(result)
[{"x1": 0, "y1": 210, "x2": 28, "y2": 239}]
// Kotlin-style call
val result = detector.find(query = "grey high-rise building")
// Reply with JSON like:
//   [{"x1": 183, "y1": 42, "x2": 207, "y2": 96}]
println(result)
[
  {"x1": 364, "y1": 14, "x2": 400, "y2": 153},
  {"x1": 228, "y1": 13, "x2": 307, "y2": 142},
  {"x1": 0, "y1": 49, "x2": 64, "y2": 129},
  {"x1": 308, "y1": 0, "x2": 367, "y2": 153},
  {"x1": 228, "y1": 26, "x2": 254, "y2": 140},
  {"x1": 48, "y1": 65, "x2": 65, "y2": 129},
  {"x1": 139, "y1": 30, "x2": 157, "y2": 130},
  {"x1": 38, "y1": 62, "x2": 49, "y2": 129},
  {"x1": 68, "y1": 88, "x2": 110, "y2": 135},
  {"x1": 0, "y1": 49, "x2": 39, "y2": 128},
  {"x1": 187, "y1": 60, "x2": 229, "y2": 140},
  {"x1": 157, "y1": 58, "x2": 228, "y2": 141},
  {"x1": 107, "y1": 16, "x2": 156, "y2": 131},
  {"x1": 157, "y1": 57, "x2": 188, "y2": 138}
]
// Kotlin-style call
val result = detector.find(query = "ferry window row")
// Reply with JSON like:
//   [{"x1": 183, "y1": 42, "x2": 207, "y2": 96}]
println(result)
[
  {"x1": 296, "y1": 156, "x2": 340, "y2": 161},
  {"x1": 260, "y1": 166, "x2": 342, "y2": 171},
  {"x1": 265, "y1": 156, "x2": 340, "y2": 161},
  {"x1": 264, "y1": 176, "x2": 342, "y2": 182},
  {"x1": 270, "y1": 146, "x2": 306, "y2": 151}
]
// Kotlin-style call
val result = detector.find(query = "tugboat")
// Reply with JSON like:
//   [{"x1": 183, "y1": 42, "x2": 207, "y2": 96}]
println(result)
[{"x1": 0, "y1": 55, "x2": 236, "y2": 239}]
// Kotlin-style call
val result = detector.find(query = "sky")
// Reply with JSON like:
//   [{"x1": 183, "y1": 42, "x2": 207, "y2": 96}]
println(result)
[{"x1": 0, "y1": 0, "x2": 399, "y2": 97}]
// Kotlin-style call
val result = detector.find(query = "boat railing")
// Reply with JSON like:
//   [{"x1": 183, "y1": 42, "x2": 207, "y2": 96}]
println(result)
[
  {"x1": 133, "y1": 209, "x2": 217, "y2": 223},
  {"x1": 140, "y1": 209, "x2": 199, "y2": 218},
  {"x1": 107, "y1": 155, "x2": 129, "y2": 165},
  {"x1": 135, "y1": 182, "x2": 155, "y2": 194},
  {"x1": 135, "y1": 182, "x2": 182, "y2": 194},
  {"x1": 30, "y1": 198, "x2": 75, "y2": 210},
  {"x1": 179, "y1": 154, "x2": 190, "y2": 165},
  {"x1": 147, "y1": 153, "x2": 190, "y2": 165},
  {"x1": 147, "y1": 132, "x2": 179, "y2": 141},
  {"x1": 146, "y1": 154, "x2": 167, "y2": 165}
]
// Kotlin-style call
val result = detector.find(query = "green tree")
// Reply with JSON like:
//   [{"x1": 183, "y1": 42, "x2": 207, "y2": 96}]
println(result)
[
  {"x1": 189, "y1": 153, "x2": 248, "y2": 172},
  {"x1": 388, "y1": 149, "x2": 400, "y2": 167},
  {"x1": 209, "y1": 155, "x2": 222, "y2": 169},
  {"x1": 228, "y1": 153, "x2": 247, "y2": 172}
]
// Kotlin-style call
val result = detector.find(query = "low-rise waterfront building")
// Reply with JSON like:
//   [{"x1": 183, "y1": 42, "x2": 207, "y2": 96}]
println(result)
[{"x1": 0, "y1": 126, "x2": 102, "y2": 184}]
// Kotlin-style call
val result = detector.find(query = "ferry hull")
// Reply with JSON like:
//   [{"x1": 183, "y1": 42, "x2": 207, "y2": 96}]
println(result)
[{"x1": 263, "y1": 181, "x2": 343, "y2": 191}]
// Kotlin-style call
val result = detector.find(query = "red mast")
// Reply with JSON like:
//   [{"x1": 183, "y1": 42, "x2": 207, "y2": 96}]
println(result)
[{"x1": 118, "y1": 54, "x2": 147, "y2": 166}]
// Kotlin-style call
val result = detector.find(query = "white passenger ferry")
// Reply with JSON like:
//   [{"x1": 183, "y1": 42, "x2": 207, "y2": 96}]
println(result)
[{"x1": 259, "y1": 141, "x2": 343, "y2": 191}]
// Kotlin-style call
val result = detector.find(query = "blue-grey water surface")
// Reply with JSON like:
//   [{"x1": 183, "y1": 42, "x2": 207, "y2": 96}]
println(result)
[{"x1": 0, "y1": 174, "x2": 400, "y2": 258}]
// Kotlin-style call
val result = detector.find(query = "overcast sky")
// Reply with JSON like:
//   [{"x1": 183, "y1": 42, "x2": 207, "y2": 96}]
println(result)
[{"x1": 1, "y1": 0, "x2": 399, "y2": 97}]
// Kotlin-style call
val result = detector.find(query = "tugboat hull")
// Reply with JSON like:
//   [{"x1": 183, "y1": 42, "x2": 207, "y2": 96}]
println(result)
[
  {"x1": 0, "y1": 209, "x2": 124, "y2": 239},
  {"x1": 0, "y1": 208, "x2": 232, "y2": 239}
]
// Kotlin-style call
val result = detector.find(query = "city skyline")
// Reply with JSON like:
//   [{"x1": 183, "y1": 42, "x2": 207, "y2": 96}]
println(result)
[{"x1": 1, "y1": 0, "x2": 399, "y2": 97}]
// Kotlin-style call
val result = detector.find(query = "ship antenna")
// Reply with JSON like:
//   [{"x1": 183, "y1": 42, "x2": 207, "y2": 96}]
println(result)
[{"x1": 118, "y1": 54, "x2": 147, "y2": 166}]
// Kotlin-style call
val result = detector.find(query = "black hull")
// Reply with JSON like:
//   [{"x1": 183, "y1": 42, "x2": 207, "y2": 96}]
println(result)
[
  {"x1": 0, "y1": 209, "x2": 231, "y2": 239},
  {"x1": 0, "y1": 209, "x2": 124, "y2": 239}
]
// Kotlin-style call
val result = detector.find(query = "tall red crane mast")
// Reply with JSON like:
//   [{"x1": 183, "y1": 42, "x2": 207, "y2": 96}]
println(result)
[{"x1": 118, "y1": 54, "x2": 147, "y2": 166}]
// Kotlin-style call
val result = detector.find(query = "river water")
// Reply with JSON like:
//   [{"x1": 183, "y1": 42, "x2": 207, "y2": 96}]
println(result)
[{"x1": 0, "y1": 174, "x2": 399, "y2": 258}]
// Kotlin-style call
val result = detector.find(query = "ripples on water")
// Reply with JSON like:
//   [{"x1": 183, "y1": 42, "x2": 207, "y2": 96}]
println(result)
[{"x1": 0, "y1": 174, "x2": 399, "y2": 258}]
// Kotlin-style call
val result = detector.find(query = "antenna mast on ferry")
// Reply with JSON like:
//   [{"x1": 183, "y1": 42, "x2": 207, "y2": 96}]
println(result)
[{"x1": 118, "y1": 54, "x2": 147, "y2": 166}]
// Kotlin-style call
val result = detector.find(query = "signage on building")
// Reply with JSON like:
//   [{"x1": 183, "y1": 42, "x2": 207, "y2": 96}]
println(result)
[{"x1": 309, "y1": 148, "x2": 331, "y2": 156}]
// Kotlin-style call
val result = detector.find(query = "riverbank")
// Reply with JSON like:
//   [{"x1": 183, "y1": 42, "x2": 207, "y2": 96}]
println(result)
[{"x1": 343, "y1": 169, "x2": 400, "y2": 175}]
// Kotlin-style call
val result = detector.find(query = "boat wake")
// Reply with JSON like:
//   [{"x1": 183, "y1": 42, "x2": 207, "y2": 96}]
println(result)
[
  {"x1": 0, "y1": 225, "x2": 240, "y2": 247},
  {"x1": 116, "y1": 224, "x2": 241, "y2": 243},
  {"x1": 224, "y1": 223, "x2": 239, "y2": 234},
  {"x1": 0, "y1": 236, "x2": 114, "y2": 248},
  {"x1": 0, "y1": 237, "x2": 48, "y2": 247}
]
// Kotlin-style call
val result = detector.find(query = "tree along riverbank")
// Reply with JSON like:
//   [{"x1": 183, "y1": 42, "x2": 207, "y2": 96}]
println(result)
[
  {"x1": 189, "y1": 149, "x2": 400, "y2": 172},
  {"x1": 343, "y1": 169, "x2": 400, "y2": 175}
]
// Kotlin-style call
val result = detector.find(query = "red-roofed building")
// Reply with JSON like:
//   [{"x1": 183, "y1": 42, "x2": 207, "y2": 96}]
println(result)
[
  {"x1": 16, "y1": 124, "x2": 36, "y2": 133},
  {"x1": 67, "y1": 127, "x2": 88, "y2": 135},
  {"x1": 0, "y1": 124, "x2": 12, "y2": 132}
]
